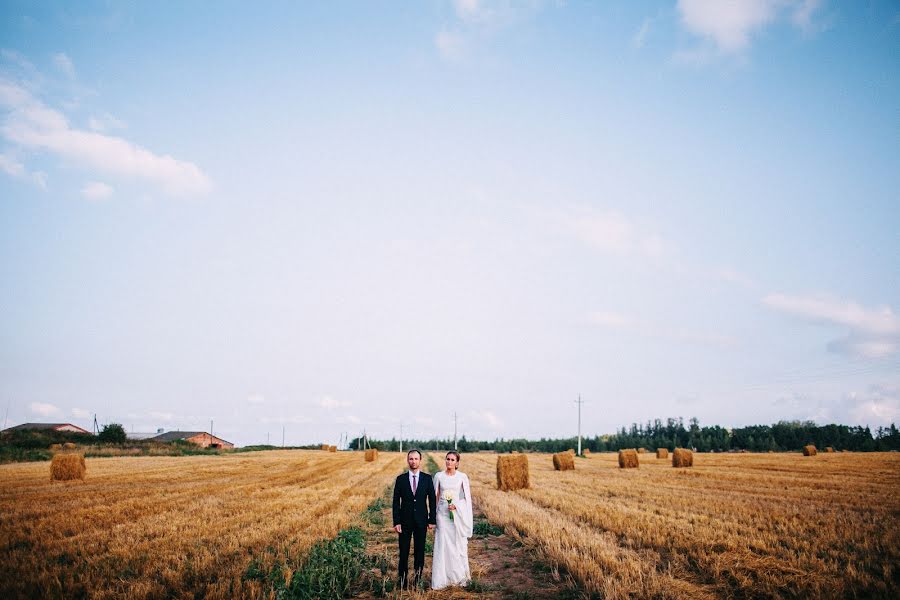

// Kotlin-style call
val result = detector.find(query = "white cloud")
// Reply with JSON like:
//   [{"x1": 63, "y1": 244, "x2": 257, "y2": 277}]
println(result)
[
  {"x1": 676, "y1": 0, "x2": 823, "y2": 56},
  {"x1": 81, "y1": 181, "x2": 113, "y2": 200},
  {"x1": 247, "y1": 394, "x2": 265, "y2": 405},
  {"x1": 52, "y1": 52, "x2": 76, "y2": 79},
  {"x1": 318, "y1": 395, "x2": 351, "y2": 409},
  {"x1": 435, "y1": 31, "x2": 467, "y2": 61},
  {"x1": 0, "y1": 78, "x2": 212, "y2": 196},
  {"x1": 71, "y1": 407, "x2": 90, "y2": 419},
  {"x1": 763, "y1": 293, "x2": 900, "y2": 358},
  {"x1": 30, "y1": 402, "x2": 61, "y2": 417}
]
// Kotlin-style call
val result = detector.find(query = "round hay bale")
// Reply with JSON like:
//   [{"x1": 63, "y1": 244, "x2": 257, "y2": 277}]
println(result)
[
  {"x1": 566, "y1": 448, "x2": 575, "y2": 455},
  {"x1": 637, "y1": 448, "x2": 646, "y2": 454},
  {"x1": 618, "y1": 449, "x2": 639, "y2": 468},
  {"x1": 49, "y1": 443, "x2": 62, "y2": 451},
  {"x1": 803, "y1": 445, "x2": 817, "y2": 456},
  {"x1": 656, "y1": 448, "x2": 668, "y2": 459},
  {"x1": 328, "y1": 445, "x2": 337, "y2": 452},
  {"x1": 51, "y1": 453, "x2": 86, "y2": 481},
  {"x1": 672, "y1": 448, "x2": 693, "y2": 468},
  {"x1": 496, "y1": 454, "x2": 530, "y2": 491},
  {"x1": 364, "y1": 448, "x2": 378, "y2": 462},
  {"x1": 63, "y1": 442, "x2": 76, "y2": 450},
  {"x1": 321, "y1": 444, "x2": 330, "y2": 451},
  {"x1": 582, "y1": 448, "x2": 591, "y2": 457},
  {"x1": 553, "y1": 452, "x2": 575, "y2": 471},
  {"x1": 825, "y1": 447, "x2": 835, "y2": 453}
]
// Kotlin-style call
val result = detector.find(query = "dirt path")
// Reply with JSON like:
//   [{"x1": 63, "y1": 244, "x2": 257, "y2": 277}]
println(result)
[{"x1": 354, "y1": 457, "x2": 573, "y2": 599}]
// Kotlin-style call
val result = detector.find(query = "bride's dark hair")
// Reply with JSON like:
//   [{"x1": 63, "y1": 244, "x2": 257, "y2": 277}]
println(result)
[{"x1": 445, "y1": 450, "x2": 461, "y2": 463}]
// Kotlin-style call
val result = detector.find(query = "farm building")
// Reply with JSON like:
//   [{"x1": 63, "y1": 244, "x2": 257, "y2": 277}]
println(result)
[
  {"x1": 1, "y1": 422, "x2": 92, "y2": 435},
  {"x1": 149, "y1": 431, "x2": 234, "y2": 449}
]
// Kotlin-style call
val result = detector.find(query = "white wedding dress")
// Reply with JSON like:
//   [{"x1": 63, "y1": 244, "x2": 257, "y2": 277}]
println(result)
[{"x1": 431, "y1": 470, "x2": 473, "y2": 590}]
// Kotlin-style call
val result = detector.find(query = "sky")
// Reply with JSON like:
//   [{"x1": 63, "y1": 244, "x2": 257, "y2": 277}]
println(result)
[{"x1": 1, "y1": 1, "x2": 898, "y2": 447}]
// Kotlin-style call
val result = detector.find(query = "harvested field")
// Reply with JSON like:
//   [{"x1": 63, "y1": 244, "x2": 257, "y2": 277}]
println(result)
[
  {"x1": 0, "y1": 449, "x2": 403, "y2": 599},
  {"x1": 461, "y1": 451, "x2": 900, "y2": 599}
]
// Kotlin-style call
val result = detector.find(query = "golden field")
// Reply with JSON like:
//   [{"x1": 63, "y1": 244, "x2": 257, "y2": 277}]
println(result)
[
  {"x1": 454, "y1": 450, "x2": 900, "y2": 599},
  {"x1": 0, "y1": 450, "x2": 403, "y2": 599}
]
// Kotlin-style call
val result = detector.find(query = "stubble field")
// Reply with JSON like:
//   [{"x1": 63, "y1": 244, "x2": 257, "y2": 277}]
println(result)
[
  {"x1": 459, "y1": 450, "x2": 900, "y2": 599},
  {"x1": 0, "y1": 450, "x2": 404, "y2": 599},
  {"x1": 2, "y1": 449, "x2": 898, "y2": 599}
]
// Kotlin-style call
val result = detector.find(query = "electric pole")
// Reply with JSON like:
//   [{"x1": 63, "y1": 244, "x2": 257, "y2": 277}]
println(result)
[
  {"x1": 400, "y1": 423, "x2": 403, "y2": 454},
  {"x1": 453, "y1": 412, "x2": 458, "y2": 451},
  {"x1": 575, "y1": 395, "x2": 584, "y2": 456},
  {"x1": 282, "y1": 426, "x2": 285, "y2": 448}
]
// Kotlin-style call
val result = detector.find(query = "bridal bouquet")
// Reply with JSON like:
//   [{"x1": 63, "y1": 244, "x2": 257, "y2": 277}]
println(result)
[{"x1": 443, "y1": 491, "x2": 455, "y2": 521}]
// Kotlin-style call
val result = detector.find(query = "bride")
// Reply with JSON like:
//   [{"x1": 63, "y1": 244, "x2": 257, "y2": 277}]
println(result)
[{"x1": 431, "y1": 451, "x2": 473, "y2": 590}]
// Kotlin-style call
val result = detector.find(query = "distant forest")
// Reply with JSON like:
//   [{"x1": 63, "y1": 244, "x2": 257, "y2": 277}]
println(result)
[{"x1": 350, "y1": 419, "x2": 900, "y2": 454}]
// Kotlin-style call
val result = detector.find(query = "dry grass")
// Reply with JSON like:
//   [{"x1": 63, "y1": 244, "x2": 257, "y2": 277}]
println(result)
[
  {"x1": 0, "y1": 449, "x2": 403, "y2": 599},
  {"x1": 462, "y1": 451, "x2": 900, "y2": 599}
]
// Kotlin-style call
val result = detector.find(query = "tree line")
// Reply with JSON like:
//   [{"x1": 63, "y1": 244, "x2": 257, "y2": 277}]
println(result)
[{"x1": 350, "y1": 418, "x2": 900, "y2": 454}]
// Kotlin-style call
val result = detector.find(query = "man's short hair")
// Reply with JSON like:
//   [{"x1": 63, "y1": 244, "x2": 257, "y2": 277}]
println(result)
[{"x1": 406, "y1": 448, "x2": 422, "y2": 459}]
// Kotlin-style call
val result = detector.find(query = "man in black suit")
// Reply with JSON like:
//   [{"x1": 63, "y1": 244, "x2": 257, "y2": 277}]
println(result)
[{"x1": 392, "y1": 448, "x2": 436, "y2": 588}]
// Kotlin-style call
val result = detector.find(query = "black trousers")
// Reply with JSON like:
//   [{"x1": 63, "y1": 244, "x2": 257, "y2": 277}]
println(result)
[{"x1": 397, "y1": 522, "x2": 427, "y2": 585}]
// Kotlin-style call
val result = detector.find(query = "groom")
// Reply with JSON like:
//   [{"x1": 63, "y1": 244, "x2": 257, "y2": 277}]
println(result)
[{"x1": 392, "y1": 449, "x2": 436, "y2": 589}]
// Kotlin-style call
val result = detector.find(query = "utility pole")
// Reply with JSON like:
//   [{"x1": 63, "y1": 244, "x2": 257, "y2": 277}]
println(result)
[
  {"x1": 210, "y1": 419, "x2": 214, "y2": 440},
  {"x1": 575, "y1": 395, "x2": 584, "y2": 456},
  {"x1": 282, "y1": 426, "x2": 285, "y2": 448},
  {"x1": 399, "y1": 423, "x2": 403, "y2": 454},
  {"x1": 93, "y1": 414, "x2": 99, "y2": 436},
  {"x1": 3, "y1": 400, "x2": 9, "y2": 431},
  {"x1": 453, "y1": 412, "x2": 458, "y2": 451},
  {"x1": 267, "y1": 431, "x2": 270, "y2": 445}
]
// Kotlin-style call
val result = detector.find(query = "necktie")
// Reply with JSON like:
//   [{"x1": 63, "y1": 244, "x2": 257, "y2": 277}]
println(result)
[{"x1": 412, "y1": 474, "x2": 417, "y2": 494}]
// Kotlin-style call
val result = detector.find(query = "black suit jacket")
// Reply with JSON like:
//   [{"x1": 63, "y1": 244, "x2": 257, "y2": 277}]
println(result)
[{"x1": 392, "y1": 471, "x2": 436, "y2": 528}]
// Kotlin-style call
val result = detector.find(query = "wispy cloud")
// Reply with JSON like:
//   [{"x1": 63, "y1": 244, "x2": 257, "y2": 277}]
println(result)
[
  {"x1": 318, "y1": 395, "x2": 351, "y2": 409},
  {"x1": 553, "y1": 208, "x2": 672, "y2": 261},
  {"x1": 763, "y1": 293, "x2": 900, "y2": 358},
  {"x1": 675, "y1": 0, "x2": 824, "y2": 61},
  {"x1": 588, "y1": 309, "x2": 737, "y2": 349},
  {"x1": 0, "y1": 152, "x2": 46, "y2": 189},
  {"x1": 30, "y1": 402, "x2": 61, "y2": 417},
  {"x1": 632, "y1": 18, "x2": 652, "y2": 49},
  {"x1": 52, "y1": 52, "x2": 76, "y2": 79},
  {"x1": 88, "y1": 112, "x2": 126, "y2": 133},
  {"x1": 0, "y1": 77, "x2": 211, "y2": 196},
  {"x1": 435, "y1": 30, "x2": 467, "y2": 62},
  {"x1": 81, "y1": 181, "x2": 113, "y2": 200}
]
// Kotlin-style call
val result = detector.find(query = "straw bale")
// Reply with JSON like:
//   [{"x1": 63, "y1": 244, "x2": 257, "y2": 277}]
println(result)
[
  {"x1": 364, "y1": 448, "x2": 378, "y2": 462},
  {"x1": 553, "y1": 452, "x2": 575, "y2": 471},
  {"x1": 803, "y1": 445, "x2": 817, "y2": 456},
  {"x1": 672, "y1": 448, "x2": 693, "y2": 467},
  {"x1": 567, "y1": 448, "x2": 575, "y2": 455},
  {"x1": 496, "y1": 454, "x2": 529, "y2": 491},
  {"x1": 656, "y1": 448, "x2": 668, "y2": 459},
  {"x1": 50, "y1": 443, "x2": 61, "y2": 451},
  {"x1": 62, "y1": 442, "x2": 76, "y2": 450},
  {"x1": 825, "y1": 447, "x2": 835, "y2": 453},
  {"x1": 582, "y1": 448, "x2": 591, "y2": 456},
  {"x1": 321, "y1": 444, "x2": 329, "y2": 451},
  {"x1": 328, "y1": 445, "x2": 337, "y2": 452},
  {"x1": 51, "y1": 453, "x2": 86, "y2": 481},
  {"x1": 618, "y1": 449, "x2": 639, "y2": 468},
  {"x1": 637, "y1": 448, "x2": 646, "y2": 454}
]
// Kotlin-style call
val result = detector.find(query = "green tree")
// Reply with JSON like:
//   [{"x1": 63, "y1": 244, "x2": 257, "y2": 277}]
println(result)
[{"x1": 98, "y1": 423, "x2": 127, "y2": 444}]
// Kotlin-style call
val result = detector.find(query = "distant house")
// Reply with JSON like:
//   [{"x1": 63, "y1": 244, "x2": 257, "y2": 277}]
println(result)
[
  {"x1": 127, "y1": 427, "x2": 166, "y2": 441},
  {"x1": 1, "y1": 423, "x2": 92, "y2": 435},
  {"x1": 149, "y1": 431, "x2": 234, "y2": 449}
]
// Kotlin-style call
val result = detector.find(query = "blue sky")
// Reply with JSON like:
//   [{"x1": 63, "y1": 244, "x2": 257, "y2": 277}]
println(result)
[{"x1": 1, "y1": 1, "x2": 898, "y2": 447}]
